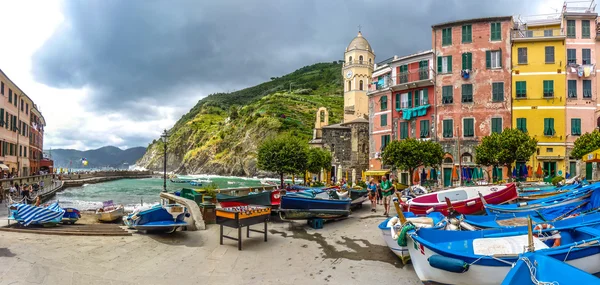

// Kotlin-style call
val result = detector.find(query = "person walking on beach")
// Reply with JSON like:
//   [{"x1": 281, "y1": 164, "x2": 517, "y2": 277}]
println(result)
[
  {"x1": 367, "y1": 178, "x2": 378, "y2": 212},
  {"x1": 380, "y1": 176, "x2": 394, "y2": 217}
]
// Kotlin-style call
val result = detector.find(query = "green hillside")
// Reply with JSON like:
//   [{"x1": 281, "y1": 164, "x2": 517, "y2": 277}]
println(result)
[{"x1": 137, "y1": 62, "x2": 344, "y2": 176}]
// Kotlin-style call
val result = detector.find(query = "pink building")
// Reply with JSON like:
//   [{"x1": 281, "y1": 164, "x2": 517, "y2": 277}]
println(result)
[
  {"x1": 367, "y1": 58, "x2": 393, "y2": 171},
  {"x1": 564, "y1": 5, "x2": 598, "y2": 179}
]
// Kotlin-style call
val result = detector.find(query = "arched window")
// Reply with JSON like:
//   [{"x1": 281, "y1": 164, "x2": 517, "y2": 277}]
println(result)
[
  {"x1": 348, "y1": 56, "x2": 353, "y2": 63},
  {"x1": 359, "y1": 80, "x2": 363, "y2": 90},
  {"x1": 461, "y1": 152, "x2": 473, "y2": 163},
  {"x1": 347, "y1": 81, "x2": 351, "y2": 91},
  {"x1": 359, "y1": 55, "x2": 364, "y2": 63},
  {"x1": 443, "y1": 156, "x2": 453, "y2": 164},
  {"x1": 369, "y1": 58, "x2": 372, "y2": 64}
]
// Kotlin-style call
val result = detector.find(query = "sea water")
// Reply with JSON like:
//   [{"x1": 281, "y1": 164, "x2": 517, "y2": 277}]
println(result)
[{"x1": 50, "y1": 175, "x2": 284, "y2": 211}]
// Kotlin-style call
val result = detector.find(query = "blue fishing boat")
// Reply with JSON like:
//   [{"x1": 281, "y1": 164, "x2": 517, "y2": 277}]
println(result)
[
  {"x1": 406, "y1": 219, "x2": 600, "y2": 285},
  {"x1": 378, "y1": 212, "x2": 446, "y2": 264},
  {"x1": 484, "y1": 183, "x2": 600, "y2": 214},
  {"x1": 123, "y1": 204, "x2": 188, "y2": 233},
  {"x1": 502, "y1": 252, "x2": 600, "y2": 285},
  {"x1": 61, "y1": 207, "x2": 81, "y2": 224},
  {"x1": 518, "y1": 183, "x2": 583, "y2": 201},
  {"x1": 9, "y1": 203, "x2": 64, "y2": 226},
  {"x1": 279, "y1": 190, "x2": 351, "y2": 220},
  {"x1": 188, "y1": 181, "x2": 202, "y2": 187}
]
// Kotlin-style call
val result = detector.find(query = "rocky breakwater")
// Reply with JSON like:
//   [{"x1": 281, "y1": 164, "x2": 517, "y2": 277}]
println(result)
[{"x1": 62, "y1": 170, "x2": 153, "y2": 187}]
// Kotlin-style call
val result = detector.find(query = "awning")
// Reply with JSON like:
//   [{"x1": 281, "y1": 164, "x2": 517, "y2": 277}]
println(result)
[
  {"x1": 364, "y1": 170, "x2": 391, "y2": 176},
  {"x1": 0, "y1": 164, "x2": 9, "y2": 170},
  {"x1": 583, "y1": 149, "x2": 600, "y2": 163}
]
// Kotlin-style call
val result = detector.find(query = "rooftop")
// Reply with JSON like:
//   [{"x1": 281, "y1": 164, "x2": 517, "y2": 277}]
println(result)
[
  {"x1": 346, "y1": 31, "x2": 373, "y2": 52},
  {"x1": 431, "y1": 16, "x2": 512, "y2": 29}
]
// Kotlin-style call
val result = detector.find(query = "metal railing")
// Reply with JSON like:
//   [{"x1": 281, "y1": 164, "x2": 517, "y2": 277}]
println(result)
[
  {"x1": 512, "y1": 28, "x2": 564, "y2": 39},
  {"x1": 395, "y1": 68, "x2": 432, "y2": 85},
  {"x1": 344, "y1": 60, "x2": 374, "y2": 68}
]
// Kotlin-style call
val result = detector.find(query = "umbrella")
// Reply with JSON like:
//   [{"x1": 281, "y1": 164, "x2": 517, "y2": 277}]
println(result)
[
  {"x1": 536, "y1": 163, "x2": 543, "y2": 177},
  {"x1": 421, "y1": 168, "x2": 427, "y2": 185},
  {"x1": 471, "y1": 168, "x2": 478, "y2": 180},
  {"x1": 512, "y1": 166, "x2": 517, "y2": 178},
  {"x1": 413, "y1": 169, "x2": 420, "y2": 184},
  {"x1": 528, "y1": 165, "x2": 533, "y2": 177}
]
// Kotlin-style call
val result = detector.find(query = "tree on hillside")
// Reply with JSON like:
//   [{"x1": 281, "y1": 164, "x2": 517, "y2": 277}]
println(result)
[
  {"x1": 306, "y1": 147, "x2": 332, "y2": 183},
  {"x1": 475, "y1": 129, "x2": 537, "y2": 179},
  {"x1": 571, "y1": 129, "x2": 600, "y2": 159},
  {"x1": 257, "y1": 135, "x2": 308, "y2": 188},
  {"x1": 381, "y1": 139, "x2": 444, "y2": 186}
]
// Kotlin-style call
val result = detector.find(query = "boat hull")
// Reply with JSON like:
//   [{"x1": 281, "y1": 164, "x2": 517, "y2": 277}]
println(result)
[
  {"x1": 407, "y1": 235, "x2": 600, "y2": 285},
  {"x1": 129, "y1": 204, "x2": 188, "y2": 233},
  {"x1": 279, "y1": 209, "x2": 349, "y2": 220},
  {"x1": 217, "y1": 191, "x2": 273, "y2": 207},
  {"x1": 96, "y1": 207, "x2": 125, "y2": 222},
  {"x1": 502, "y1": 252, "x2": 600, "y2": 285},
  {"x1": 404, "y1": 184, "x2": 518, "y2": 216}
]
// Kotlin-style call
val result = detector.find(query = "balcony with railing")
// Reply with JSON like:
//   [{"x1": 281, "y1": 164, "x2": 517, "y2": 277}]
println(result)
[
  {"x1": 344, "y1": 60, "x2": 374, "y2": 70},
  {"x1": 512, "y1": 28, "x2": 565, "y2": 41},
  {"x1": 394, "y1": 67, "x2": 433, "y2": 88}
]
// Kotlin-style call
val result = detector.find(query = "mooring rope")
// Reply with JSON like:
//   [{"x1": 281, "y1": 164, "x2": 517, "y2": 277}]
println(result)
[{"x1": 521, "y1": 257, "x2": 558, "y2": 285}]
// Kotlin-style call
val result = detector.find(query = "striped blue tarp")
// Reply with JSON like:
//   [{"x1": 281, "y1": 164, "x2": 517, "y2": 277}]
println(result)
[{"x1": 11, "y1": 202, "x2": 65, "y2": 226}]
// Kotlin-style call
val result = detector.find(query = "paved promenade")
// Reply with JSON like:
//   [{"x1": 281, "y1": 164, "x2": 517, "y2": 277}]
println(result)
[{"x1": 0, "y1": 206, "x2": 420, "y2": 285}]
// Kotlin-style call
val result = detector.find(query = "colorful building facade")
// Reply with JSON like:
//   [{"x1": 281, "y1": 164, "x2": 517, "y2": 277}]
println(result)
[
  {"x1": 30, "y1": 107, "x2": 45, "y2": 175},
  {"x1": 511, "y1": 14, "x2": 567, "y2": 180},
  {"x1": 432, "y1": 17, "x2": 513, "y2": 187},
  {"x1": 564, "y1": 5, "x2": 598, "y2": 179}
]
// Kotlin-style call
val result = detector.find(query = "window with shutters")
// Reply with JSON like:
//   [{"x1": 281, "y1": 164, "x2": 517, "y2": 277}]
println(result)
[
  {"x1": 442, "y1": 86, "x2": 453, "y2": 104},
  {"x1": 399, "y1": 65, "x2": 408, "y2": 83},
  {"x1": 486, "y1": 50, "x2": 502, "y2": 69},
  {"x1": 420, "y1": 120, "x2": 430, "y2": 138},
  {"x1": 491, "y1": 118, "x2": 502, "y2": 134},
  {"x1": 407, "y1": 91, "x2": 413, "y2": 108},
  {"x1": 8, "y1": 89, "x2": 12, "y2": 103},
  {"x1": 442, "y1": 27, "x2": 452, "y2": 46},
  {"x1": 0, "y1": 109, "x2": 3, "y2": 127},
  {"x1": 414, "y1": 91, "x2": 420, "y2": 107},
  {"x1": 568, "y1": 80, "x2": 577, "y2": 98},
  {"x1": 544, "y1": 29, "x2": 553, "y2": 37},
  {"x1": 419, "y1": 60, "x2": 429, "y2": 80},
  {"x1": 380, "y1": 96, "x2": 388, "y2": 110},
  {"x1": 545, "y1": 46, "x2": 554, "y2": 63},
  {"x1": 516, "y1": 81, "x2": 527, "y2": 99},
  {"x1": 544, "y1": 118, "x2": 556, "y2": 136},
  {"x1": 395, "y1": 93, "x2": 401, "y2": 110},
  {"x1": 582, "y1": 49, "x2": 591, "y2": 64},
  {"x1": 567, "y1": 49, "x2": 577, "y2": 64},
  {"x1": 401, "y1": 93, "x2": 409, "y2": 108},
  {"x1": 517, "y1": 48, "x2": 527, "y2": 65},
  {"x1": 490, "y1": 22, "x2": 501, "y2": 41},
  {"x1": 543, "y1": 80, "x2": 554, "y2": 98},
  {"x1": 572, "y1": 118, "x2": 581, "y2": 136},
  {"x1": 583, "y1": 80, "x2": 592, "y2": 98},
  {"x1": 381, "y1": 135, "x2": 391, "y2": 150},
  {"x1": 400, "y1": 122, "x2": 408, "y2": 139},
  {"x1": 582, "y1": 20, "x2": 590, "y2": 38},
  {"x1": 0, "y1": 82, "x2": 3, "y2": 95},
  {"x1": 420, "y1": 89, "x2": 429, "y2": 105},
  {"x1": 492, "y1": 82, "x2": 504, "y2": 102},
  {"x1": 381, "y1": 114, "x2": 388, "y2": 127},
  {"x1": 567, "y1": 20, "x2": 576, "y2": 38},
  {"x1": 443, "y1": 119, "x2": 453, "y2": 138},
  {"x1": 462, "y1": 52, "x2": 472, "y2": 70},
  {"x1": 461, "y1": 84, "x2": 473, "y2": 103},
  {"x1": 463, "y1": 118, "x2": 474, "y2": 137},
  {"x1": 437, "y1": 56, "x2": 452, "y2": 73},
  {"x1": 462, "y1": 25, "x2": 472, "y2": 43},
  {"x1": 516, "y1": 118, "x2": 527, "y2": 133}
]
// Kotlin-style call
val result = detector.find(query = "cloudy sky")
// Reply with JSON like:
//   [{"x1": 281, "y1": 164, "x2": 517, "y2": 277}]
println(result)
[{"x1": 0, "y1": 0, "x2": 566, "y2": 150}]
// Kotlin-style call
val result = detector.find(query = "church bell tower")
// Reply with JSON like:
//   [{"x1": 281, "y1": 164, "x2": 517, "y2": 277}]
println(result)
[{"x1": 342, "y1": 30, "x2": 375, "y2": 123}]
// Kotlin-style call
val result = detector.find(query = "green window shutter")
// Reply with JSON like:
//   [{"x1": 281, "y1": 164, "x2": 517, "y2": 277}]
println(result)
[
  {"x1": 395, "y1": 93, "x2": 400, "y2": 110},
  {"x1": 567, "y1": 20, "x2": 576, "y2": 38},
  {"x1": 572, "y1": 118, "x2": 581, "y2": 135},
  {"x1": 420, "y1": 120, "x2": 429, "y2": 138},
  {"x1": 462, "y1": 53, "x2": 466, "y2": 70},
  {"x1": 582, "y1": 20, "x2": 590, "y2": 38},
  {"x1": 381, "y1": 114, "x2": 387, "y2": 127},
  {"x1": 568, "y1": 80, "x2": 577, "y2": 98},
  {"x1": 400, "y1": 122, "x2": 408, "y2": 139},
  {"x1": 493, "y1": 82, "x2": 504, "y2": 102},
  {"x1": 583, "y1": 80, "x2": 592, "y2": 98},
  {"x1": 407, "y1": 91, "x2": 412, "y2": 108},
  {"x1": 544, "y1": 118, "x2": 549, "y2": 135},
  {"x1": 437, "y1": 56, "x2": 442, "y2": 73},
  {"x1": 498, "y1": 49, "x2": 502, "y2": 67},
  {"x1": 550, "y1": 118, "x2": 555, "y2": 135},
  {"x1": 381, "y1": 96, "x2": 387, "y2": 110},
  {"x1": 414, "y1": 92, "x2": 420, "y2": 107},
  {"x1": 423, "y1": 88, "x2": 428, "y2": 104},
  {"x1": 0, "y1": 108, "x2": 4, "y2": 127},
  {"x1": 491, "y1": 118, "x2": 502, "y2": 134},
  {"x1": 486, "y1": 51, "x2": 491, "y2": 69},
  {"x1": 447, "y1": 56, "x2": 452, "y2": 72}
]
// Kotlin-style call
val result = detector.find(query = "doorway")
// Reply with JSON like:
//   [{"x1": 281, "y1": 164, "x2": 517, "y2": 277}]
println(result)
[
  {"x1": 400, "y1": 173, "x2": 408, "y2": 185},
  {"x1": 443, "y1": 168, "x2": 452, "y2": 187},
  {"x1": 586, "y1": 162, "x2": 593, "y2": 180},
  {"x1": 569, "y1": 161, "x2": 577, "y2": 178},
  {"x1": 543, "y1": 161, "x2": 556, "y2": 178}
]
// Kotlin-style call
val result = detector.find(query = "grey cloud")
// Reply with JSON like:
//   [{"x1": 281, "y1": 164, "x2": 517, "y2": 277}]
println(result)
[{"x1": 34, "y1": 0, "x2": 551, "y2": 145}]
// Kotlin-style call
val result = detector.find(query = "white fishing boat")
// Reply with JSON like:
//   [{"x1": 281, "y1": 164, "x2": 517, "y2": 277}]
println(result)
[{"x1": 95, "y1": 200, "x2": 125, "y2": 222}]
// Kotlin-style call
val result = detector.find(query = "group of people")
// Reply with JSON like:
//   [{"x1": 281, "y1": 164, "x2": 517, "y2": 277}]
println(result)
[
  {"x1": 0, "y1": 180, "x2": 46, "y2": 204},
  {"x1": 367, "y1": 175, "x2": 396, "y2": 217}
]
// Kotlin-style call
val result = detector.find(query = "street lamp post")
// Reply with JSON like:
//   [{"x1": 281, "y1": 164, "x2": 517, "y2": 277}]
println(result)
[{"x1": 161, "y1": 129, "x2": 169, "y2": 193}]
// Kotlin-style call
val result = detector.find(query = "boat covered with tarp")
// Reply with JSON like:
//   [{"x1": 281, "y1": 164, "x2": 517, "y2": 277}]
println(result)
[
  {"x1": 9, "y1": 202, "x2": 65, "y2": 226},
  {"x1": 216, "y1": 191, "x2": 273, "y2": 207},
  {"x1": 123, "y1": 204, "x2": 188, "y2": 233},
  {"x1": 279, "y1": 189, "x2": 351, "y2": 220}
]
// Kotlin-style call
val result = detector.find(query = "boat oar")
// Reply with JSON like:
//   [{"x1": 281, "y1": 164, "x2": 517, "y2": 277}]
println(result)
[
  {"x1": 552, "y1": 201, "x2": 589, "y2": 222},
  {"x1": 392, "y1": 195, "x2": 407, "y2": 225},
  {"x1": 527, "y1": 215, "x2": 535, "y2": 252}
]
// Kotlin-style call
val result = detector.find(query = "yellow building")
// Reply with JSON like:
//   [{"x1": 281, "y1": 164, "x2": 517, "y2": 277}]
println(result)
[
  {"x1": 342, "y1": 31, "x2": 375, "y2": 122},
  {"x1": 512, "y1": 15, "x2": 566, "y2": 179}
]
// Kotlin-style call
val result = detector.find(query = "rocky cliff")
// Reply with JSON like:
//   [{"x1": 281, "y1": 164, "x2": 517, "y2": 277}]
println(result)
[{"x1": 136, "y1": 62, "x2": 344, "y2": 176}]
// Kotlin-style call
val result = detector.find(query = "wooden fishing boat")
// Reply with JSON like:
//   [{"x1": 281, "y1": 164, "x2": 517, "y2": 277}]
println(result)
[
  {"x1": 61, "y1": 207, "x2": 81, "y2": 224},
  {"x1": 485, "y1": 183, "x2": 599, "y2": 214},
  {"x1": 502, "y1": 252, "x2": 600, "y2": 284},
  {"x1": 407, "y1": 220, "x2": 600, "y2": 285},
  {"x1": 401, "y1": 184, "x2": 518, "y2": 216},
  {"x1": 95, "y1": 200, "x2": 125, "y2": 222},
  {"x1": 518, "y1": 183, "x2": 582, "y2": 201},
  {"x1": 331, "y1": 188, "x2": 369, "y2": 207},
  {"x1": 279, "y1": 191, "x2": 351, "y2": 220},
  {"x1": 123, "y1": 204, "x2": 188, "y2": 234},
  {"x1": 217, "y1": 191, "x2": 273, "y2": 208},
  {"x1": 379, "y1": 212, "x2": 445, "y2": 264}
]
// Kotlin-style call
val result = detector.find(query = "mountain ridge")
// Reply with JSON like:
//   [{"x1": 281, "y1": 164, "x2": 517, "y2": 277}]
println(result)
[{"x1": 45, "y1": 146, "x2": 147, "y2": 169}]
